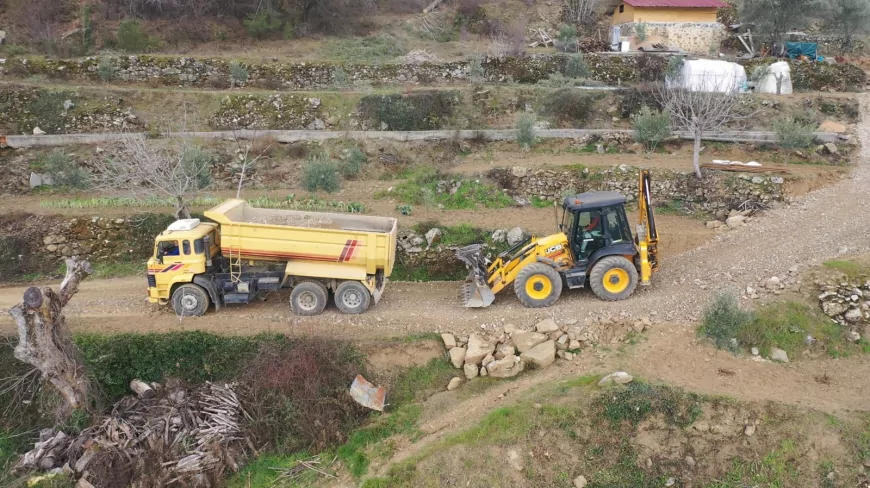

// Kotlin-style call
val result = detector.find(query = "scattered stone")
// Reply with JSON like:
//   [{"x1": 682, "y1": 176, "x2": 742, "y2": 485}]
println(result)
[
  {"x1": 788, "y1": 265, "x2": 799, "y2": 274},
  {"x1": 844, "y1": 308, "x2": 863, "y2": 323},
  {"x1": 486, "y1": 356, "x2": 525, "y2": 378},
  {"x1": 464, "y1": 363, "x2": 479, "y2": 380},
  {"x1": 441, "y1": 333, "x2": 456, "y2": 350},
  {"x1": 746, "y1": 285, "x2": 756, "y2": 295},
  {"x1": 818, "y1": 120, "x2": 847, "y2": 133},
  {"x1": 824, "y1": 142, "x2": 838, "y2": 155},
  {"x1": 770, "y1": 347, "x2": 789, "y2": 363},
  {"x1": 666, "y1": 477, "x2": 676, "y2": 487},
  {"x1": 725, "y1": 215, "x2": 746, "y2": 229},
  {"x1": 847, "y1": 331, "x2": 861, "y2": 343},
  {"x1": 495, "y1": 343, "x2": 516, "y2": 360},
  {"x1": 425, "y1": 228, "x2": 442, "y2": 247},
  {"x1": 513, "y1": 331, "x2": 548, "y2": 353},
  {"x1": 822, "y1": 301, "x2": 850, "y2": 317},
  {"x1": 706, "y1": 220, "x2": 725, "y2": 229},
  {"x1": 520, "y1": 340, "x2": 556, "y2": 368},
  {"x1": 751, "y1": 347, "x2": 759, "y2": 356},
  {"x1": 503, "y1": 323, "x2": 518, "y2": 335},
  {"x1": 507, "y1": 449, "x2": 523, "y2": 471},
  {"x1": 632, "y1": 321, "x2": 645, "y2": 333},
  {"x1": 480, "y1": 365, "x2": 488, "y2": 377},
  {"x1": 598, "y1": 371, "x2": 633, "y2": 386},
  {"x1": 568, "y1": 340, "x2": 581, "y2": 350},
  {"x1": 449, "y1": 347, "x2": 467, "y2": 368},
  {"x1": 464, "y1": 334, "x2": 495, "y2": 365},
  {"x1": 506, "y1": 227, "x2": 525, "y2": 246},
  {"x1": 33, "y1": 127, "x2": 46, "y2": 135},
  {"x1": 447, "y1": 377, "x2": 462, "y2": 391},
  {"x1": 766, "y1": 276, "x2": 781, "y2": 288},
  {"x1": 692, "y1": 421, "x2": 709, "y2": 432},
  {"x1": 744, "y1": 424, "x2": 756, "y2": 436},
  {"x1": 573, "y1": 475, "x2": 588, "y2": 488},
  {"x1": 491, "y1": 229, "x2": 507, "y2": 243},
  {"x1": 536, "y1": 318, "x2": 559, "y2": 334},
  {"x1": 685, "y1": 456, "x2": 696, "y2": 468}
]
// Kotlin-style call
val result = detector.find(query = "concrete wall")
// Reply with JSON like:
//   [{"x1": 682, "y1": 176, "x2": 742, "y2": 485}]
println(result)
[
  {"x1": 617, "y1": 21, "x2": 725, "y2": 53},
  {"x1": 612, "y1": 4, "x2": 719, "y2": 24}
]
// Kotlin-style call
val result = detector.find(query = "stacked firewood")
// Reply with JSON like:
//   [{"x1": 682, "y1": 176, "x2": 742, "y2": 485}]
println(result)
[{"x1": 16, "y1": 380, "x2": 251, "y2": 487}]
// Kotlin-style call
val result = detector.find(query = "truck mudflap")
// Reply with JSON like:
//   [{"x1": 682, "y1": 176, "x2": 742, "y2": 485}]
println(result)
[{"x1": 370, "y1": 273, "x2": 387, "y2": 305}]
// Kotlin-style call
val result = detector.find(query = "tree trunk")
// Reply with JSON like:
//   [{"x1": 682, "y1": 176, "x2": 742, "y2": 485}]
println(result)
[
  {"x1": 8, "y1": 258, "x2": 92, "y2": 410},
  {"x1": 692, "y1": 126, "x2": 702, "y2": 179},
  {"x1": 175, "y1": 197, "x2": 191, "y2": 219},
  {"x1": 130, "y1": 379, "x2": 155, "y2": 399}
]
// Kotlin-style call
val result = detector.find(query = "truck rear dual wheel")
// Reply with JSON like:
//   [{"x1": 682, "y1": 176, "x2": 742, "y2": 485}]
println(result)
[
  {"x1": 171, "y1": 284, "x2": 210, "y2": 317},
  {"x1": 589, "y1": 256, "x2": 638, "y2": 301},
  {"x1": 290, "y1": 281, "x2": 329, "y2": 316},
  {"x1": 514, "y1": 263, "x2": 563, "y2": 308},
  {"x1": 334, "y1": 281, "x2": 371, "y2": 314}
]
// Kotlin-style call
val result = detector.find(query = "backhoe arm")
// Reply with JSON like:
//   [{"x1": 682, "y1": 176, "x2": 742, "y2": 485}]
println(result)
[{"x1": 637, "y1": 169, "x2": 660, "y2": 284}]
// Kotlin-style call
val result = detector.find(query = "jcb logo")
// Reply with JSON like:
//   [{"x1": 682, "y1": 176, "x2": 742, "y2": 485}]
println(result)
[{"x1": 545, "y1": 244, "x2": 563, "y2": 254}]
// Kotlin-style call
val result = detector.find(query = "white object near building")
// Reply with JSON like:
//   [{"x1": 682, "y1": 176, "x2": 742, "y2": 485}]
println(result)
[
  {"x1": 753, "y1": 61, "x2": 793, "y2": 95},
  {"x1": 669, "y1": 59, "x2": 747, "y2": 93}
]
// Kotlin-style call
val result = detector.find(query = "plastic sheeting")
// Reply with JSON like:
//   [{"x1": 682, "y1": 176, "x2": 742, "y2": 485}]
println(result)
[
  {"x1": 785, "y1": 42, "x2": 817, "y2": 59},
  {"x1": 754, "y1": 61, "x2": 793, "y2": 95},
  {"x1": 668, "y1": 59, "x2": 747, "y2": 92}
]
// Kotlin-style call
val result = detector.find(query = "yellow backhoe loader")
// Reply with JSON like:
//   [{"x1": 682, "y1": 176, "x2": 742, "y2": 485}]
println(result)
[{"x1": 456, "y1": 169, "x2": 660, "y2": 308}]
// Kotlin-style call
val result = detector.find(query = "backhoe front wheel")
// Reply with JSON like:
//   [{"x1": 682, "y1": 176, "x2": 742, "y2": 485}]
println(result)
[
  {"x1": 171, "y1": 284, "x2": 210, "y2": 317},
  {"x1": 589, "y1": 256, "x2": 638, "y2": 301},
  {"x1": 290, "y1": 280, "x2": 329, "y2": 316},
  {"x1": 514, "y1": 263, "x2": 563, "y2": 308}
]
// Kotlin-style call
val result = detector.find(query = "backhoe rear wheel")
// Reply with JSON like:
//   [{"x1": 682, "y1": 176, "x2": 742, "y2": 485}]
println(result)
[
  {"x1": 290, "y1": 280, "x2": 329, "y2": 316},
  {"x1": 514, "y1": 263, "x2": 563, "y2": 308},
  {"x1": 589, "y1": 256, "x2": 638, "y2": 301}
]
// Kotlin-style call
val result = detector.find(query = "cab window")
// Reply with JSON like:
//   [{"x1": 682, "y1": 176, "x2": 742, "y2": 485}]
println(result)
[
  {"x1": 194, "y1": 238, "x2": 204, "y2": 254},
  {"x1": 182, "y1": 240, "x2": 191, "y2": 255},
  {"x1": 157, "y1": 240, "x2": 180, "y2": 257}
]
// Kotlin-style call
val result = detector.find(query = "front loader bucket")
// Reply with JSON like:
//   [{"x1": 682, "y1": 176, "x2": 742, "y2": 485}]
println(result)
[
  {"x1": 461, "y1": 271, "x2": 496, "y2": 308},
  {"x1": 455, "y1": 244, "x2": 495, "y2": 308}
]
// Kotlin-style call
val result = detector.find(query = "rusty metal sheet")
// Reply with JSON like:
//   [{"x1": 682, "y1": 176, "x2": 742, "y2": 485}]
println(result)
[{"x1": 350, "y1": 375, "x2": 386, "y2": 412}]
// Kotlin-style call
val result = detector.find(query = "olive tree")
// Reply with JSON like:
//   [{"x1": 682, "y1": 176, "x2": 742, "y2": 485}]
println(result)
[{"x1": 826, "y1": 0, "x2": 870, "y2": 51}]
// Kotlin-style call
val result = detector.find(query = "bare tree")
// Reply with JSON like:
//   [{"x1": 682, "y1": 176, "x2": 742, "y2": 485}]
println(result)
[
  {"x1": 826, "y1": 0, "x2": 870, "y2": 52},
  {"x1": 8, "y1": 258, "x2": 93, "y2": 411},
  {"x1": 655, "y1": 77, "x2": 755, "y2": 178},
  {"x1": 230, "y1": 130, "x2": 273, "y2": 198},
  {"x1": 563, "y1": 0, "x2": 599, "y2": 26},
  {"x1": 92, "y1": 135, "x2": 213, "y2": 219}
]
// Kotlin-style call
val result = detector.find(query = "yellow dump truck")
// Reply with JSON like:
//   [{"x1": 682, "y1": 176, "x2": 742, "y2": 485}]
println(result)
[{"x1": 146, "y1": 199, "x2": 397, "y2": 316}]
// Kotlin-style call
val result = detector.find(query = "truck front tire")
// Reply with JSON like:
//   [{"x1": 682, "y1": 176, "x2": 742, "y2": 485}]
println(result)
[
  {"x1": 171, "y1": 284, "x2": 210, "y2": 317},
  {"x1": 334, "y1": 281, "x2": 371, "y2": 314},
  {"x1": 290, "y1": 280, "x2": 329, "y2": 316}
]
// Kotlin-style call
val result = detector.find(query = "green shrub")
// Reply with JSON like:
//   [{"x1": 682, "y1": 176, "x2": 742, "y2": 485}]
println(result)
[
  {"x1": 555, "y1": 24, "x2": 578, "y2": 52},
  {"x1": 36, "y1": 151, "x2": 90, "y2": 190},
  {"x1": 386, "y1": 167, "x2": 512, "y2": 210},
  {"x1": 116, "y1": 20, "x2": 152, "y2": 52},
  {"x1": 635, "y1": 22, "x2": 648, "y2": 42},
  {"x1": 333, "y1": 67, "x2": 349, "y2": 87},
  {"x1": 244, "y1": 10, "x2": 282, "y2": 39},
  {"x1": 180, "y1": 146, "x2": 213, "y2": 190},
  {"x1": 537, "y1": 72, "x2": 575, "y2": 88},
  {"x1": 327, "y1": 35, "x2": 406, "y2": 63},
  {"x1": 544, "y1": 89, "x2": 596, "y2": 124},
  {"x1": 97, "y1": 58, "x2": 115, "y2": 82},
  {"x1": 75, "y1": 331, "x2": 276, "y2": 399},
  {"x1": 774, "y1": 117, "x2": 815, "y2": 149},
  {"x1": 594, "y1": 382, "x2": 702, "y2": 428},
  {"x1": 229, "y1": 61, "x2": 249, "y2": 85},
  {"x1": 617, "y1": 86, "x2": 661, "y2": 118},
  {"x1": 632, "y1": 106, "x2": 672, "y2": 150},
  {"x1": 303, "y1": 154, "x2": 341, "y2": 193},
  {"x1": 565, "y1": 53, "x2": 590, "y2": 79},
  {"x1": 340, "y1": 147, "x2": 368, "y2": 177},
  {"x1": 469, "y1": 56, "x2": 485, "y2": 83},
  {"x1": 516, "y1": 113, "x2": 537, "y2": 149},
  {"x1": 359, "y1": 91, "x2": 457, "y2": 131},
  {"x1": 664, "y1": 56, "x2": 684, "y2": 82},
  {"x1": 698, "y1": 290, "x2": 754, "y2": 352}
]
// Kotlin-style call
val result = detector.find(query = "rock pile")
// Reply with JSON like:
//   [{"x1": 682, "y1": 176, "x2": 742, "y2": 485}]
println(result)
[
  {"x1": 441, "y1": 316, "x2": 649, "y2": 388},
  {"x1": 705, "y1": 209, "x2": 757, "y2": 231},
  {"x1": 817, "y1": 278, "x2": 870, "y2": 339}
]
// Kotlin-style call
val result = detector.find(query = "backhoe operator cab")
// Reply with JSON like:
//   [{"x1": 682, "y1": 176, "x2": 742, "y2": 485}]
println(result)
[{"x1": 456, "y1": 169, "x2": 659, "y2": 309}]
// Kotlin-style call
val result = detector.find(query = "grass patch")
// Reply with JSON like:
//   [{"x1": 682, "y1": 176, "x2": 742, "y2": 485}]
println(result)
[
  {"x1": 227, "y1": 452, "x2": 323, "y2": 487},
  {"x1": 381, "y1": 167, "x2": 513, "y2": 210},
  {"x1": 699, "y1": 291, "x2": 868, "y2": 359},
  {"x1": 326, "y1": 35, "x2": 406, "y2": 63},
  {"x1": 388, "y1": 358, "x2": 455, "y2": 407},
  {"x1": 41, "y1": 195, "x2": 366, "y2": 213},
  {"x1": 337, "y1": 404, "x2": 422, "y2": 478},
  {"x1": 705, "y1": 439, "x2": 800, "y2": 487},
  {"x1": 823, "y1": 259, "x2": 870, "y2": 280},
  {"x1": 594, "y1": 382, "x2": 703, "y2": 428}
]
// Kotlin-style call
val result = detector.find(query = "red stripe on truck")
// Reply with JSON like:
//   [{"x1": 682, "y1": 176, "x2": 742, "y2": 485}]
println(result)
[
  {"x1": 338, "y1": 240, "x2": 352, "y2": 262},
  {"x1": 345, "y1": 240, "x2": 358, "y2": 261}
]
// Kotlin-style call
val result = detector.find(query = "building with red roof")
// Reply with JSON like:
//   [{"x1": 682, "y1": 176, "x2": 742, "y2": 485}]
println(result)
[{"x1": 609, "y1": 0, "x2": 730, "y2": 53}]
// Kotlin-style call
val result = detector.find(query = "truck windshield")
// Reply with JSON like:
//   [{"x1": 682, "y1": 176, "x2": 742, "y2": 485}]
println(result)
[{"x1": 157, "y1": 240, "x2": 180, "y2": 257}]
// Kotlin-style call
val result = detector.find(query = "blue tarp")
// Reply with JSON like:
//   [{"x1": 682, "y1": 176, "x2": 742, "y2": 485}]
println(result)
[{"x1": 785, "y1": 42, "x2": 818, "y2": 59}]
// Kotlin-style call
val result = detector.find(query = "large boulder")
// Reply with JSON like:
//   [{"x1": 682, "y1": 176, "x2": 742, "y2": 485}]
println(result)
[
  {"x1": 520, "y1": 340, "x2": 556, "y2": 368},
  {"x1": 535, "y1": 318, "x2": 559, "y2": 334},
  {"x1": 822, "y1": 301, "x2": 849, "y2": 317},
  {"x1": 447, "y1": 377, "x2": 463, "y2": 391},
  {"x1": 495, "y1": 343, "x2": 516, "y2": 360},
  {"x1": 770, "y1": 347, "x2": 789, "y2": 363},
  {"x1": 506, "y1": 227, "x2": 525, "y2": 246},
  {"x1": 485, "y1": 356, "x2": 525, "y2": 378},
  {"x1": 449, "y1": 347, "x2": 467, "y2": 368},
  {"x1": 513, "y1": 331, "x2": 548, "y2": 353},
  {"x1": 598, "y1": 371, "x2": 633, "y2": 386},
  {"x1": 464, "y1": 363, "x2": 479, "y2": 380},
  {"x1": 441, "y1": 333, "x2": 456, "y2": 349},
  {"x1": 465, "y1": 334, "x2": 495, "y2": 365}
]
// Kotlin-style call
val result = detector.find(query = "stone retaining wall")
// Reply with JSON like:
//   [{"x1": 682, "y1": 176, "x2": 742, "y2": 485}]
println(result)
[
  {"x1": 490, "y1": 165, "x2": 786, "y2": 213},
  {"x1": 1, "y1": 54, "x2": 863, "y2": 91},
  {"x1": 617, "y1": 22, "x2": 725, "y2": 54}
]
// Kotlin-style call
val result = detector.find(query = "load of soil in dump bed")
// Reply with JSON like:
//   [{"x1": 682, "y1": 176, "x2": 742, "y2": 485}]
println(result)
[{"x1": 249, "y1": 214, "x2": 338, "y2": 228}]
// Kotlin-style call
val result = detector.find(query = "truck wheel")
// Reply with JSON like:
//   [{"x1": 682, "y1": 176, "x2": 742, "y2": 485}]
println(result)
[
  {"x1": 334, "y1": 281, "x2": 371, "y2": 314},
  {"x1": 171, "y1": 284, "x2": 210, "y2": 317},
  {"x1": 514, "y1": 263, "x2": 562, "y2": 308},
  {"x1": 290, "y1": 281, "x2": 328, "y2": 316},
  {"x1": 589, "y1": 256, "x2": 638, "y2": 301}
]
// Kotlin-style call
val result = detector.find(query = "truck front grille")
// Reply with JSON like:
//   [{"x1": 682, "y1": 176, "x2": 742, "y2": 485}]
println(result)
[{"x1": 147, "y1": 274, "x2": 157, "y2": 288}]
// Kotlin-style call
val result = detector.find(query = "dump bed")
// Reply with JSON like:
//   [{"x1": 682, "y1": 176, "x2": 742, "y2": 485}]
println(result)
[{"x1": 204, "y1": 199, "x2": 397, "y2": 280}]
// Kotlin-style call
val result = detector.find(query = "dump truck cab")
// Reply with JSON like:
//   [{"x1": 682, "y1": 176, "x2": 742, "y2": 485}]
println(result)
[{"x1": 147, "y1": 219, "x2": 219, "y2": 306}]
